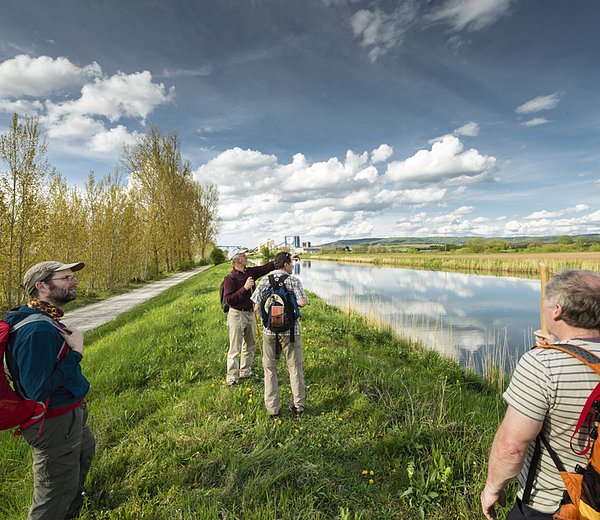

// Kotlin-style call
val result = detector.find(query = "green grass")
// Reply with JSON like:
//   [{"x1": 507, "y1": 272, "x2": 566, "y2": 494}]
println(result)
[{"x1": 1, "y1": 264, "x2": 509, "y2": 519}]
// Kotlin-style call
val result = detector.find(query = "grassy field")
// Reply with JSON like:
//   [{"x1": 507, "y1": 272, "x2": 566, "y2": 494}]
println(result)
[
  {"x1": 310, "y1": 251, "x2": 600, "y2": 276},
  {"x1": 0, "y1": 264, "x2": 508, "y2": 519}
]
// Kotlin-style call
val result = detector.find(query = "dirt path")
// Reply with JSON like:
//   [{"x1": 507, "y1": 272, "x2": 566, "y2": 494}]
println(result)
[{"x1": 63, "y1": 265, "x2": 212, "y2": 332}]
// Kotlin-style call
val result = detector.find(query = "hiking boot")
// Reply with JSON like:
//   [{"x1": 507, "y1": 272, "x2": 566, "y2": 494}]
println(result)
[
  {"x1": 240, "y1": 374, "x2": 263, "y2": 383},
  {"x1": 288, "y1": 403, "x2": 303, "y2": 418}
]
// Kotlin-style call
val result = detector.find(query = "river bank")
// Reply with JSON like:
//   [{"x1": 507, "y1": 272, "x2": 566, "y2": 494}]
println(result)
[
  {"x1": 307, "y1": 251, "x2": 600, "y2": 276},
  {"x1": 0, "y1": 263, "x2": 506, "y2": 519}
]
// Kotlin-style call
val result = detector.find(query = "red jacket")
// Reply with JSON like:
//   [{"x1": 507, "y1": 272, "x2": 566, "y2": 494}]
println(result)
[{"x1": 223, "y1": 261, "x2": 275, "y2": 311}]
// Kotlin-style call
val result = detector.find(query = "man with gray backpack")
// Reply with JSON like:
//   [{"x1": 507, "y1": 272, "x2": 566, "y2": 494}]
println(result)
[
  {"x1": 252, "y1": 251, "x2": 308, "y2": 418},
  {"x1": 2, "y1": 261, "x2": 95, "y2": 520}
]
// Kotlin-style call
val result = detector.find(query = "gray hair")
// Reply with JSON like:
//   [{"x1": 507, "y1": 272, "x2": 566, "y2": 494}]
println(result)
[{"x1": 544, "y1": 269, "x2": 600, "y2": 331}]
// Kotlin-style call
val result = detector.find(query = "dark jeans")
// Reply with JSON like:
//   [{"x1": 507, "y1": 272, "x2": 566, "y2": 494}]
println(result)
[
  {"x1": 21, "y1": 403, "x2": 95, "y2": 520},
  {"x1": 506, "y1": 498, "x2": 554, "y2": 520}
]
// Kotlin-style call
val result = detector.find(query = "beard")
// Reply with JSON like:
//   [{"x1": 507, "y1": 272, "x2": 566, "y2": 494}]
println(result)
[{"x1": 47, "y1": 280, "x2": 77, "y2": 306}]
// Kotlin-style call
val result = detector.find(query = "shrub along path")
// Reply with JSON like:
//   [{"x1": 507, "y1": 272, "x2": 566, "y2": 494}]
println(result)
[{"x1": 63, "y1": 265, "x2": 211, "y2": 332}]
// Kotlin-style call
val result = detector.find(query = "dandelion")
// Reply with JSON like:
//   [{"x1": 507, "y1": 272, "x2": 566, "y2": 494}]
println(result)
[
  {"x1": 362, "y1": 470, "x2": 368, "y2": 475},
  {"x1": 276, "y1": 419, "x2": 283, "y2": 425},
  {"x1": 368, "y1": 479, "x2": 374, "y2": 485},
  {"x1": 210, "y1": 383, "x2": 215, "y2": 388},
  {"x1": 338, "y1": 417, "x2": 343, "y2": 422},
  {"x1": 369, "y1": 470, "x2": 374, "y2": 476},
  {"x1": 248, "y1": 398, "x2": 253, "y2": 403}
]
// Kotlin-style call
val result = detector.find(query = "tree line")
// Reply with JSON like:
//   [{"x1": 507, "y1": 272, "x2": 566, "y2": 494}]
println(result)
[{"x1": 0, "y1": 114, "x2": 220, "y2": 308}]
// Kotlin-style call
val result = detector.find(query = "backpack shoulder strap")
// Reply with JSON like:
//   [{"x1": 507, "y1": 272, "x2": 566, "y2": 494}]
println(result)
[
  {"x1": 9, "y1": 314, "x2": 69, "y2": 361},
  {"x1": 535, "y1": 343, "x2": 600, "y2": 377},
  {"x1": 272, "y1": 273, "x2": 289, "y2": 288},
  {"x1": 10, "y1": 314, "x2": 64, "y2": 333}
]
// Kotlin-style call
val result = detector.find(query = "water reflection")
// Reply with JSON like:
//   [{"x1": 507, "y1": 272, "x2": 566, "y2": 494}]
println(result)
[{"x1": 295, "y1": 260, "x2": 540, "y2": 375}]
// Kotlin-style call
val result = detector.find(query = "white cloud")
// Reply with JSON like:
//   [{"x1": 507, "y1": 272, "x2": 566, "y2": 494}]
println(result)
[
  {"x1": 454, "y1": 121, "x2": 479, "y2": 136},
  {"x1": 0, "y1": 99, "x2": 43, "y2": 115},
  {"x1": 426, "y1": 0, "x2": 513, "y2": 31},
  {"x1": 384, "y1": 135, "x2": 496, "y2": 184},
  {"x1": 371, "y1": 143, "x2": 393, "y2": 163},
  {"x1": 88, "y1": 125, "x2": 137, "y2": 154},
  {"x1": 195, "y1": 147, "x2": 279, "y2": 196},
  {"x1": 0, "y1": 55, "x2": 173, "y2": 160},
  {"x1": 46, "y1": 71, "x2": 174, "y2": 123},
  {"x1": 516, "y1": 93, "x2": 560, "y2": 114},
  {"x1": 522, "y1": 117, "x2": 551, "y2": 127},
  {"x1": 525, "y1": 204, "x2": 589, "y2": 220},
  {"x1": 351, "y1": 3, "x2": 419, "y2": 62},
  {"x1": 0, "y1": 54, "x2": 101, "y2": 97},
  {"x1": 390, "y1": 206, "x2": 600, "y2": 239},
  {"x1": 196, "y1": 141, "x2": 458, "y2": 245},
  {"x1": 43, "y1": 114, "x2": 106, "y2": 141},
  {"x1": 374, "y1": 187, "x2": 447, "y2": 205}
]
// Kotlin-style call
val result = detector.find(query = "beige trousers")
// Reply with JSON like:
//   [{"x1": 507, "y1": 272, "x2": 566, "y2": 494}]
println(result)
[
  {"x1": 262, "y1": 333, "x2": 305, "y2": 415},
  {"x1": 226, "y1": 308, "x2": 257, "y2": 384}
]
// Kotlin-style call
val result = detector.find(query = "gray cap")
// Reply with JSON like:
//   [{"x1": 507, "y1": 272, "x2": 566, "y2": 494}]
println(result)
[
  {"x1": 228, "y1": 248, "x2": 248, "y2": 262},
  {"x1": 23, "y1": 261, "x2": 85, "y2": 295}
]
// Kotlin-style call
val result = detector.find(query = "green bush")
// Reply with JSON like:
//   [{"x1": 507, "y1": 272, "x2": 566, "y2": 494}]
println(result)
[{"x1": 209, "y1": 247, "x2": 227, "y2": 264}]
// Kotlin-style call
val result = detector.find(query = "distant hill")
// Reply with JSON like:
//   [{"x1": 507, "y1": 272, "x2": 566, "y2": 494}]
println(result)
[{"x1": 316, "y1": 234, "x2": 600, "y2": 248}]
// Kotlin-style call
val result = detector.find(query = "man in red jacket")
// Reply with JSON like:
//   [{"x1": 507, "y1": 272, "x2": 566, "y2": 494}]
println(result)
[{"x1": 222, "y1": 249, "x2": 275, "y2": 386}]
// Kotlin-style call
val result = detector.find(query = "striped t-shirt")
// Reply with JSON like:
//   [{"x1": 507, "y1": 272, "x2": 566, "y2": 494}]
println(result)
[{"x1": 503, "y1": 339, "x2": 600, "y2": 513}]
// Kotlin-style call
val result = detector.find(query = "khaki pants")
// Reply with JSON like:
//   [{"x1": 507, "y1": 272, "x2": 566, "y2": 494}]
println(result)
[
  {"x1": 262, "y1": 333, "x2": 305, "y2": 415},
  {"x1": 226, "y1": 308, "x2": 257, "y2": 384},
  {"x1": 21, "y1": 403, "x2": 95, "y2": 520}
]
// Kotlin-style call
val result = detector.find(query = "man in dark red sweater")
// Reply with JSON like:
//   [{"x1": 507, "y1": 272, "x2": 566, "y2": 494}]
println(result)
[{"x1": 222, "y1": 250, "x2": 275, "y2": 386}]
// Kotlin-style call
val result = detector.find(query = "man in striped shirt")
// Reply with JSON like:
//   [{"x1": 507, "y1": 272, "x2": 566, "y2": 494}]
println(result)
[{"x1": 481, "y1": 269, "x2": 600, "y2": 519}]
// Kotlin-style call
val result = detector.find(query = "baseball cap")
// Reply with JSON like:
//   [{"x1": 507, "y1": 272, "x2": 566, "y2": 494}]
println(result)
[
  {"x1": 23, "y1": 261, "x2": 85, "y2": 295},
  {"x1": 228, "y1": 248, "x2": 248, "y2": 261}
]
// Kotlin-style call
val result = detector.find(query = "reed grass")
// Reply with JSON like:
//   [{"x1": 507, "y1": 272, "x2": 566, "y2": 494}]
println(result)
[
  {"x1": 311, "y1": 252, "x2": 600, "y2": 277},
  {"x1": 0, "y1": 264, "x2": 508, "y2": 519}
]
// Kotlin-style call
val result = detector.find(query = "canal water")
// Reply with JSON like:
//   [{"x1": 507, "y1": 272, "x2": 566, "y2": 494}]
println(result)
[{"x1": 293, "y1": 260, "x2": 541, "y2": 375}]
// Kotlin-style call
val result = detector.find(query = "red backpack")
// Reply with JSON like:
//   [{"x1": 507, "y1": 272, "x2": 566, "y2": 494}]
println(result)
[{"x1": 0, "y1": 314, "x2": 68, "y2": 432}]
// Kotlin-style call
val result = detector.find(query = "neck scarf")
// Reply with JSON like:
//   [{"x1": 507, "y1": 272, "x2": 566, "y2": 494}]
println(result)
[{"x1": 27, "y1": 298, "x2": 64, "y2": 322}]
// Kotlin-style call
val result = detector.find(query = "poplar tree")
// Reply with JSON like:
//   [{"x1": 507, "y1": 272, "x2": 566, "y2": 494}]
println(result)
[{"x1": 0, "y1": 114, "x2": 50, "y2": 306}]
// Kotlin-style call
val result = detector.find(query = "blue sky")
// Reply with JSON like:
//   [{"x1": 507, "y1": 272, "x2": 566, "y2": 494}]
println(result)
[{"x1": 1, "y1": 0, "x2": 599, "y2": 247}]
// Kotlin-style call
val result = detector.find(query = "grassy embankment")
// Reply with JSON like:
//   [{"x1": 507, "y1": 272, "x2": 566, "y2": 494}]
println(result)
[
  {"x1": 1, "y1": 264, "x2": 507, "y2": 519},
  {"x1": 310, "y1": 251, "x2": 600, "y2": 276}
]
